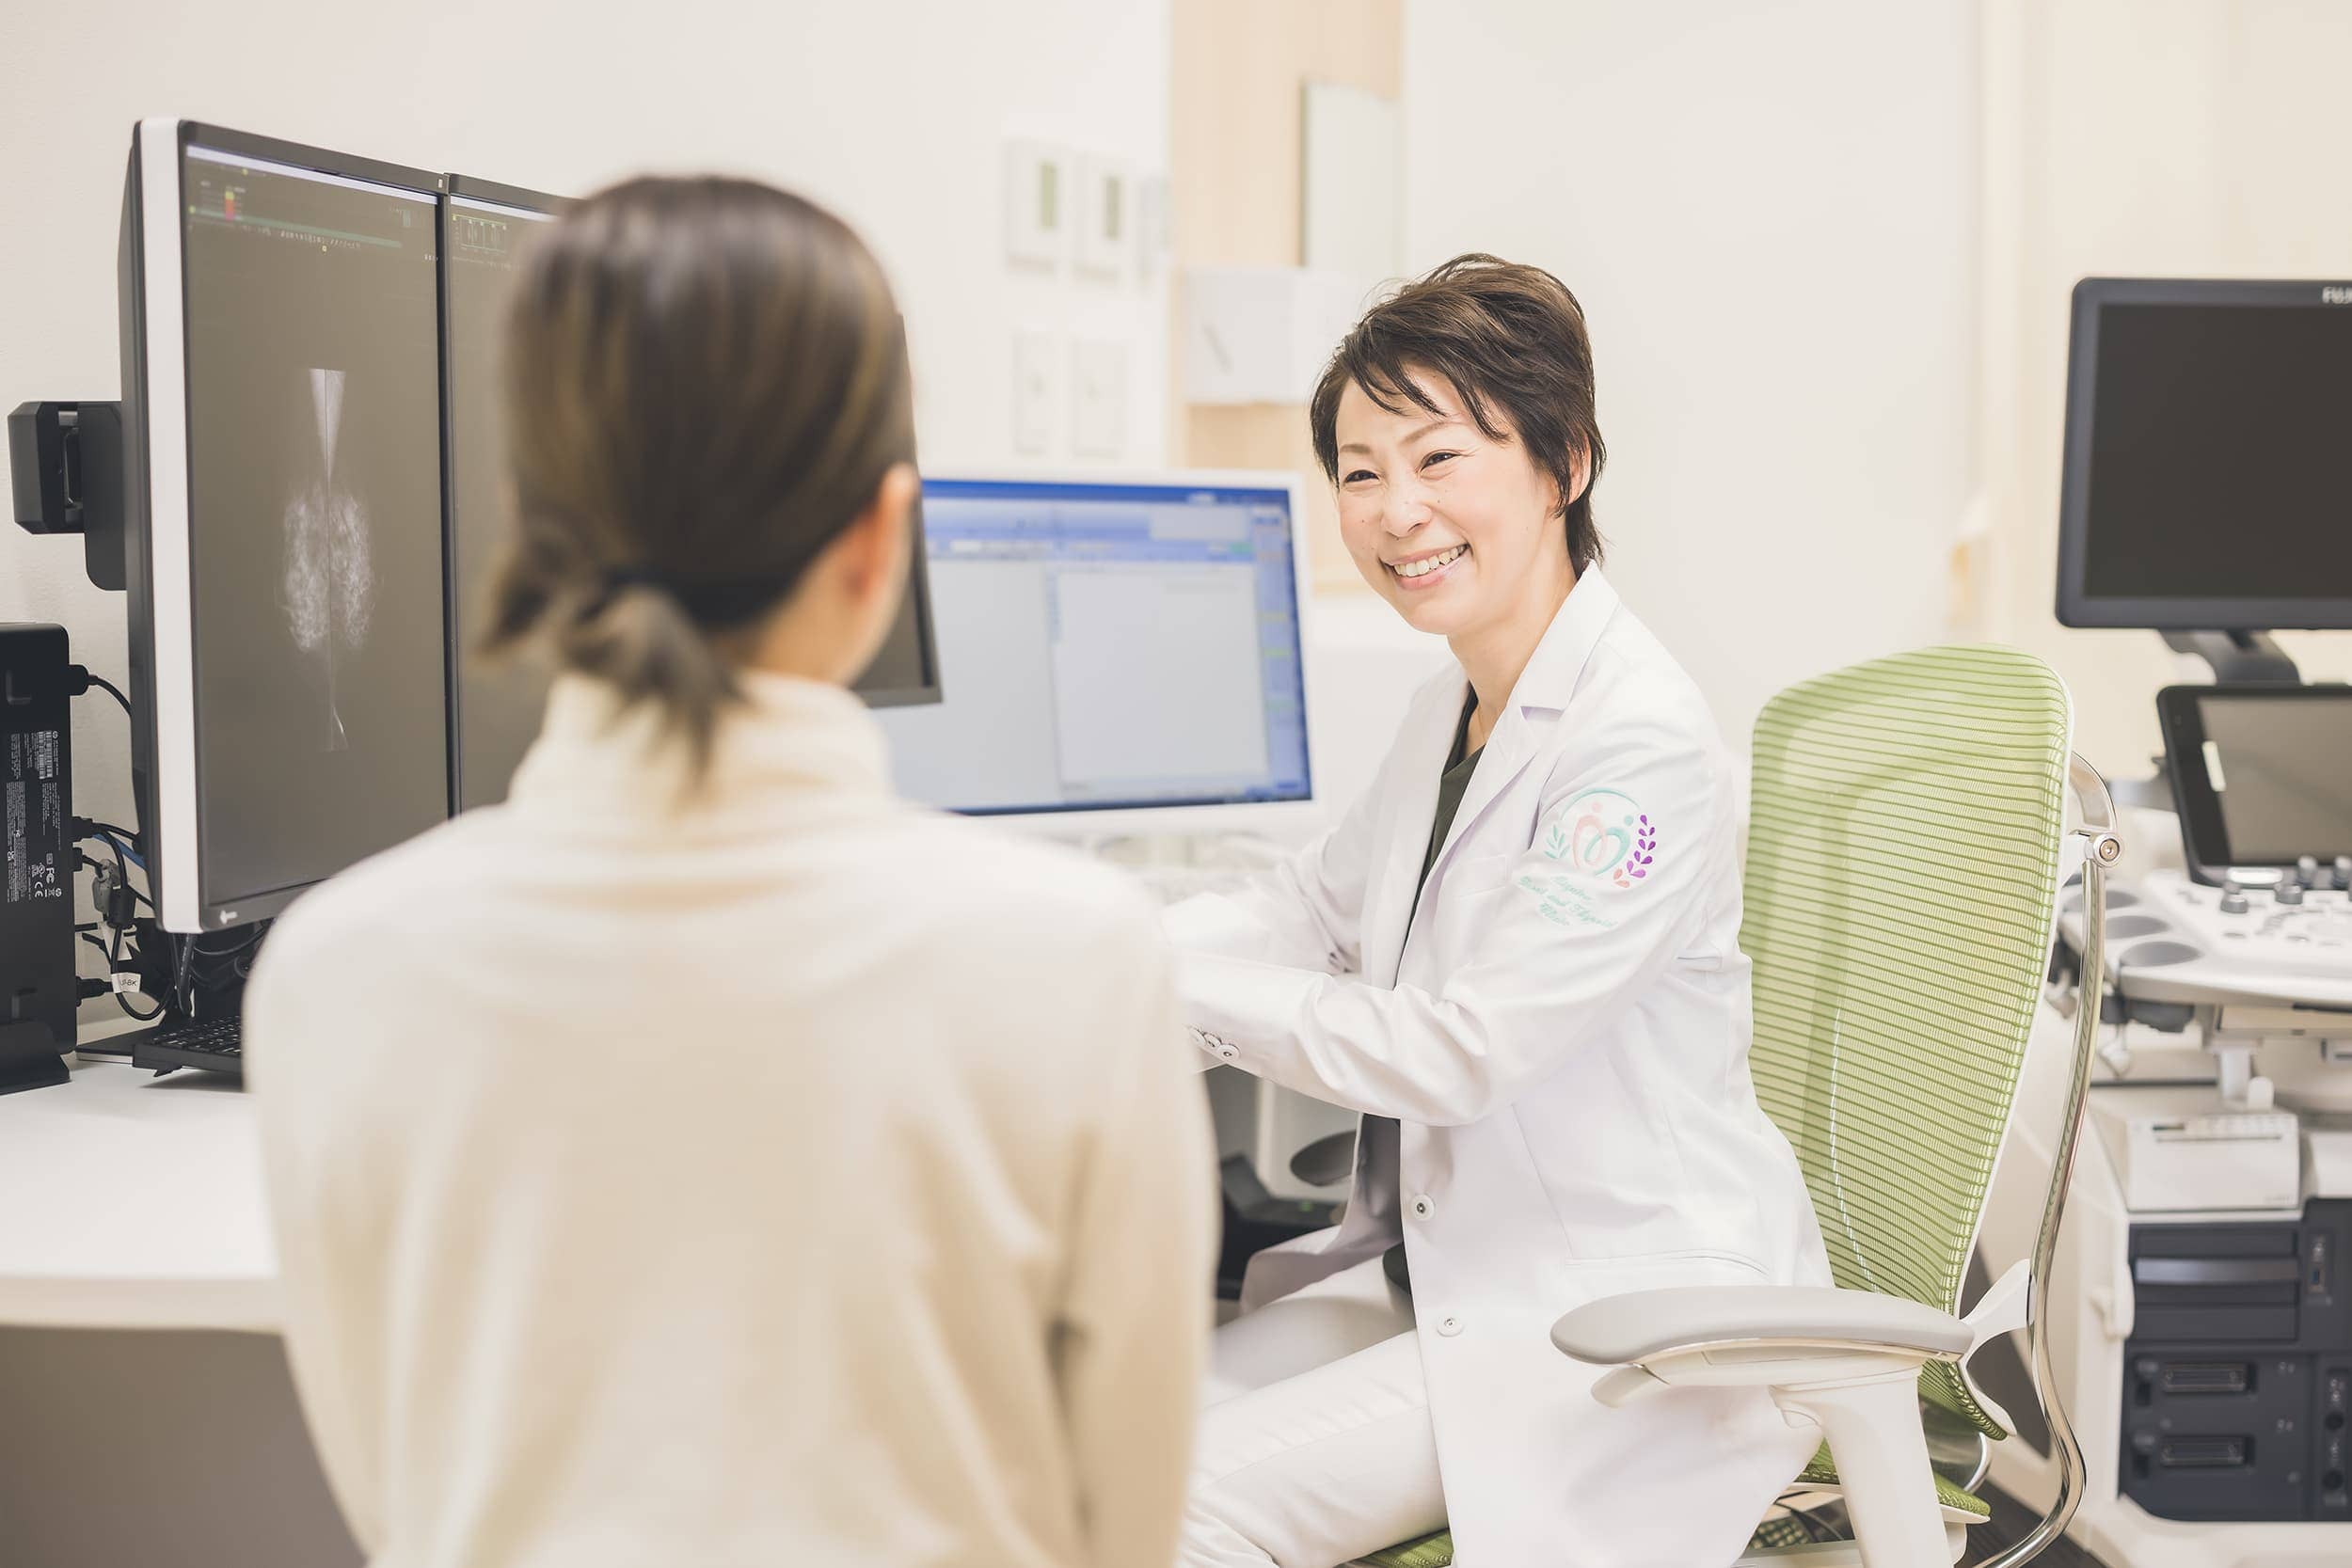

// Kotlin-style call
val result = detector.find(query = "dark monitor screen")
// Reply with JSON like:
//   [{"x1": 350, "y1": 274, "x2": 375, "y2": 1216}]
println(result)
[
  {"x1": 445, "y1": 187, "x2": 562, "y2": 812},
  {"x1": 2159, "y1": 686, "x2": 2352, "y2": 871},
  {"x1": 2058, "y1": 280, "x2": 2352, "y2": 629},
  {"x1": 2204, "y1": 697, "x2": 2352, "y2": 863},
  {"x1": 853, "y1": 485, "x2": 942, "y2": 708},
  {"x1": 179, "y1": 141, "x2": 449, "y2": 908},
  {"x1": 445, "y1": 205, "x2": 940, "y2": 809}
]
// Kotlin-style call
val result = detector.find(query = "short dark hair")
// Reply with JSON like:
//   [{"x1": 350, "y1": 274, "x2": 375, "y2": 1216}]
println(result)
[
  {"x1": 485, "y1": 176, "x2": 914, "y2": 769},
  {"x1": 1310, "y1": 253, "x2": 1606, "y2": 570}
]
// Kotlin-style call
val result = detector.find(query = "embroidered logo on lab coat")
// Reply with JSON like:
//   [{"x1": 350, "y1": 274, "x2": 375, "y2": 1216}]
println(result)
[{"x1": 1518, "y1": 790, "x2": 1658, "y2": 929}]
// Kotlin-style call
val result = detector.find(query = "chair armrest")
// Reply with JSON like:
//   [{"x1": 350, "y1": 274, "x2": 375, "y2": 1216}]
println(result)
[{"x1": 1550, "y1": 1284, "x2": 1973, "y2": 1365}]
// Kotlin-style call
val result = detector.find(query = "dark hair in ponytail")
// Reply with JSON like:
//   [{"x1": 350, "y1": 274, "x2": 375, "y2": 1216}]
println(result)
[{"x1": 483, "y1": 175, "x2": 914, "y2": 771}]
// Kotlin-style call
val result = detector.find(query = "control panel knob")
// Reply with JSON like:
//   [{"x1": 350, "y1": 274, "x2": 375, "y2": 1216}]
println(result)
[
  {"x1": 2277, "y1": 878, "x2": 2307, "y2": 906},
  {"x1": 2336, "y1": 854, "x2": 2352, "y2": 891},
  {"x1": 2300, "y1": 855, "x2": 2323, "y2": 885},
  {"x1": 2219, "y1": 879, "x2": 2251, "y2": 915}
]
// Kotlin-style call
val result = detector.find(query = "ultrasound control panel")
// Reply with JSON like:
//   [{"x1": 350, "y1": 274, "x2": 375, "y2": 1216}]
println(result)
[{"x1": 2058, "y1": 869, "x2": 2352, "y2": 1010}]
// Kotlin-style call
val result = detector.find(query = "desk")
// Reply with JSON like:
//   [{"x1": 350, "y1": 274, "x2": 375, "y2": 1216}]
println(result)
[
  {"x1": 0, "y1": 1059, "x2": 356, "y2": 1568},
  {"x1": 0, "y1": 1059, "x2": 278, "y2": 1332}
]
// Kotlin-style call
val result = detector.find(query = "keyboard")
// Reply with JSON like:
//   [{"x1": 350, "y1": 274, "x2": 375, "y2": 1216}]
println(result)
[{"x1": 131, "y1": 1014, "x2": 245, "y2": 1080}]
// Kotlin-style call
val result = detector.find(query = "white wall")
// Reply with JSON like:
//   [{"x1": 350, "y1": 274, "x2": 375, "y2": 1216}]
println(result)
[
  {"x1": 1978, "y1": 0, "x2": 2352, "y2": 780},
  {"x1": 1398, "y1": 0, "x2": 1978, "y2": 749},
  {"x1": 0, "y1": 0, "x2": 1168, "y2": 978}
]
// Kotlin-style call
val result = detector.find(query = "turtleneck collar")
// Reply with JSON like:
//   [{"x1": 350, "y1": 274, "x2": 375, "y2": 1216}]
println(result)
[{"x1": 504, "y1": 668, "x2": 895, "y2": 836}]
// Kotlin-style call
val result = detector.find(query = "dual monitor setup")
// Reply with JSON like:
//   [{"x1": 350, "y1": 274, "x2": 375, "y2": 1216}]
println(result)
[
  {"x1": 6, "y1": 118, "x2": 1315, "y2": 1085},
  {"x1": 2057, "y1": 277, "x2": 2352, "y2": 885}
]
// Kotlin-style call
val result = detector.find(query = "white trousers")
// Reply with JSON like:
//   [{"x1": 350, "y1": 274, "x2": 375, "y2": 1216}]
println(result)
[{"x1": 1178, "y1": 1259, "x2": 1448, "y2": 1568}]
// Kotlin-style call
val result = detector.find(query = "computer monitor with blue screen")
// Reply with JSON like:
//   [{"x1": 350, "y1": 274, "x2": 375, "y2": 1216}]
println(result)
[{"x1": 873, "y1": 473, "x2": 1315, "y2": 833}]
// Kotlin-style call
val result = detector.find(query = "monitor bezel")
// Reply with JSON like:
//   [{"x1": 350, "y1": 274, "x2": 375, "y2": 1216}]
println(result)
[
  {"x1": 440, "y1": 175, "x2": 570, "y2": 813},
  {"x1": 2156, "y1": 682, "x2": 2352, "y2": 883},
  {"x1": 898, "y1": 467, "x2": 1322, "y2": 840},
  {"x1": 851, "y1": 476, "x2": 946, "y2": 710},
  {"x1": 127, "y1": 118, "x2": 447, "y2": 931},
  {"x1": 846, "y1": 312, "x2": 944, "y2": 710},
  {"x1": 2056, "y1": 276, "x2": 2352, "y2": 633}
]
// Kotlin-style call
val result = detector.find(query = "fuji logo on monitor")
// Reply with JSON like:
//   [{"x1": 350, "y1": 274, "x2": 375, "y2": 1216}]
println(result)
[{"x1": 2323, "y1": 285, "x2": 2352, "y2": 305}]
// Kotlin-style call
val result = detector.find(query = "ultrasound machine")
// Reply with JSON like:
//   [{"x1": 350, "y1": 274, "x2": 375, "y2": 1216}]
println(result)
[{"x1": 1986, "y1": 278, "x2": 2352, "y2": 1560}]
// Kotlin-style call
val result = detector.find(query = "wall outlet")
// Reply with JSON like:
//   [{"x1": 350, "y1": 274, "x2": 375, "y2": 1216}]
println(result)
[
  {"x1": 1072, "y1": 339, "x2": 1129, "y2": 457},
  {"x1": 1012, "y1": 331, "x2": 1058, "y2": 455}
]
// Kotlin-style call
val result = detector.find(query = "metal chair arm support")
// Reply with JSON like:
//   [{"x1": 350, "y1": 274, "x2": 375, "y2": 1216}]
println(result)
[{"x1": 1977, "y1": 752, "x2": 2119, "y2": 1568}]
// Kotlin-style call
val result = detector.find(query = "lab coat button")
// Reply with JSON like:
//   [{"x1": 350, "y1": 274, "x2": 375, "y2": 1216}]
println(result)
[
  {"x1": 1410, "y1": 1194, "x2": 1436, "y2": 1220},
  {"x1": 1438, "y1": 1315, "x2": 1465, "y2": 1337}
]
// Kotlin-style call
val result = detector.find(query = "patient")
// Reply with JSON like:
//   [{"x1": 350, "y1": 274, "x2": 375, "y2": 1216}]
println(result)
[{"x1": 245, "y1": 175, "x2": 1215, "y2": 1568}]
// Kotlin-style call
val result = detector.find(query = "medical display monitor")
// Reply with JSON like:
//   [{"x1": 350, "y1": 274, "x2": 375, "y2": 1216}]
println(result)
[
  {"x1": 443, "y1": 178, "x2": 564, "y2": 811},
  {"x1": 119, "y1": 119, "x2": 449, "y2": 931},
  {"x1": 2058, "y1": 278, "x2": 2352, "y2": 631},
  {"x1": 445, "y1": 213, "x2": 941, "y2": 808},
  {"x1": 2158, "y1": 685, "x2": 2352, "y2": 878},
  {"x1": 874, "y1": 473, "x2": 1314, "y2": 831}
]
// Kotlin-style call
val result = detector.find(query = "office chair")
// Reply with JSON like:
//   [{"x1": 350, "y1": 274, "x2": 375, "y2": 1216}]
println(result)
[{"x1": 1351, "y1": 646, "x2": 2117, "y2": 1568}]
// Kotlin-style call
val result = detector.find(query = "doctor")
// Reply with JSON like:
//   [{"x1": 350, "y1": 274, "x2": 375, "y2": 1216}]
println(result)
[{"x1": 1168, "y1": 255, "x2": 1833, "y2": 1568}]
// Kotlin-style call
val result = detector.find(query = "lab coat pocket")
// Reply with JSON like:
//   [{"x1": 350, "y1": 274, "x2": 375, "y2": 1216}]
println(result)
[
  {"x1": 1427, "y1": 851, "x2": 1518, "y2": 955},
  {"x1": 1438, "y1": 850, "x2": 1518, "y2": 900}
]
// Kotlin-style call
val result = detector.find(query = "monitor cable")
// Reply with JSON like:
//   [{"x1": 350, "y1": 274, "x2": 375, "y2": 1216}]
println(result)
[{"x1": 65, "y1": 664, "x2": 132, "y2": 721}]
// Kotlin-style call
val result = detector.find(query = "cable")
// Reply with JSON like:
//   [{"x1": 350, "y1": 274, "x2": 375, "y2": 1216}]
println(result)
[
  {"x1": 171, "y1": 932, "x2": 198, "y2": 1017},
  {"x1": 192, "y1": 925, "x2": 265, "y2": 958},
  {"x1": 100, "y1": 927, "x2": 161, "y2": 1022},
  {"x1": 79, "y1": 832, "x2": 153, "y2": 914},
  {"x1": 80, "y1": 673, "x2": 132, "y2": 718}
]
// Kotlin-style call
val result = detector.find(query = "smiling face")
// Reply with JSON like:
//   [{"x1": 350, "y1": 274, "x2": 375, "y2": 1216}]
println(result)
[{"x1": 1333, "y1": 369, "x2": 1577, "y2": 641}]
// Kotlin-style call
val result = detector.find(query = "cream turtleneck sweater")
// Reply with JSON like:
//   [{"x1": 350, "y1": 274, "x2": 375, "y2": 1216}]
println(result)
[{"x1": 246, "y1": 671, "x2": 1215, "y2": 1568}]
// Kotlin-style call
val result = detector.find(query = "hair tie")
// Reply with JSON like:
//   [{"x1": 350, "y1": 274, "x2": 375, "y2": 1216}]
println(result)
[
  {"x1": 591, "y1": 562, "x2": 800, "y2": 626},
  {"x1": 602, "y1": 564, "x2": 671, "y2": 594}
]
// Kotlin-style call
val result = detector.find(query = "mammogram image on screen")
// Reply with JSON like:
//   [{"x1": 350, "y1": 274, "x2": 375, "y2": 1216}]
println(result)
[
  {"x1": 179, "y1": 145, "x2": 447, "y2": 905},
  {"x1": 280, "y1": 367, "x2": 376, "y2": 752}
]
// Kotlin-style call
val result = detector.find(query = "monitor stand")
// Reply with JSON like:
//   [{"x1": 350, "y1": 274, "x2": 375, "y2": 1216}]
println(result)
[{"x1": 2163, "y1": 629, "x2": 2301, "y2": 685}]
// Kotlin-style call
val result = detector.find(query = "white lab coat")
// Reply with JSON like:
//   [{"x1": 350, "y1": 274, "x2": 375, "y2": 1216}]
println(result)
[{"x1": 1167, "y1": 568, "x2": 1832, "y2": 1567}]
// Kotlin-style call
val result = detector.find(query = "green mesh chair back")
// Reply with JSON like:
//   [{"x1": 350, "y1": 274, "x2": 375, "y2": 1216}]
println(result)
[{"x1": 1742, "y1": 645, "x2": 2070, "y2": 1438}]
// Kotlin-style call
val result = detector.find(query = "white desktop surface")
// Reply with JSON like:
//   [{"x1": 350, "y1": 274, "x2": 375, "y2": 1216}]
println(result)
[{"x1": 0, "y1": 1058, "x2": 279, "y2": 1333}]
